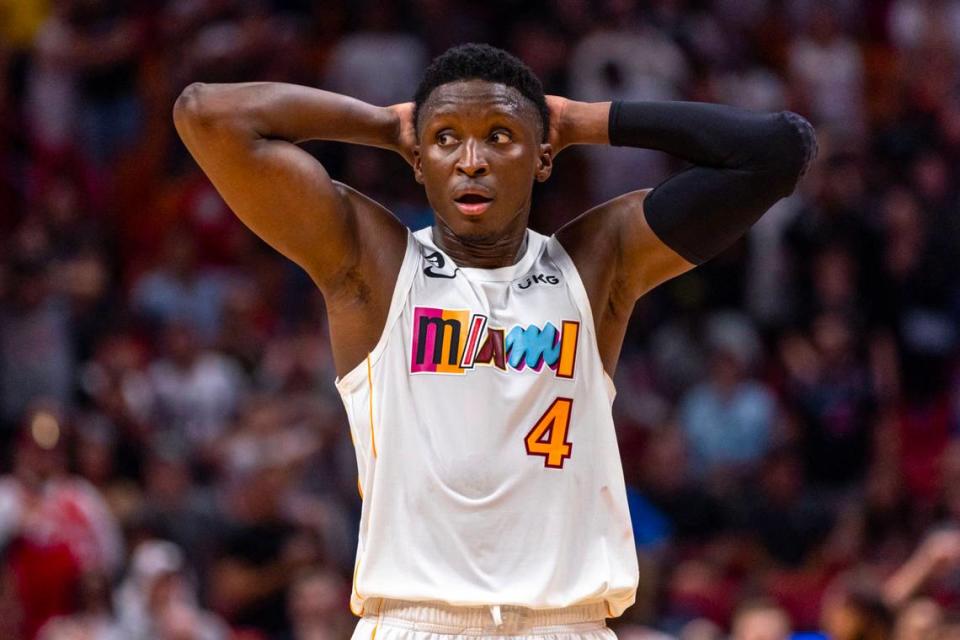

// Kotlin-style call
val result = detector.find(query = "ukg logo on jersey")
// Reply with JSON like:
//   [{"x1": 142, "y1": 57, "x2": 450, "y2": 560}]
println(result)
[{"x1": 410, "y1": 306, "x2": 579, "y2": 378}]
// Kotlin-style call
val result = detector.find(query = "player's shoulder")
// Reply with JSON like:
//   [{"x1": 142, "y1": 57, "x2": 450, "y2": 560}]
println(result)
[{"x1": 554, "y1": 188, "x2": 651, "y2": 265}]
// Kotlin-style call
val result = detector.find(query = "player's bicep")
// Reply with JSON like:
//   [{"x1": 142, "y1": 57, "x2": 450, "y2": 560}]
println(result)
[{"x1": 175, "y1": 109, "x2": 358, "y2": 291}]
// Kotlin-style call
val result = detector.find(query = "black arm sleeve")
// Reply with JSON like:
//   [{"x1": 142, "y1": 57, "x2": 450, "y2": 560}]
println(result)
[{"x1": 609, "y1": 101, "x2": 817, "y2": 265}]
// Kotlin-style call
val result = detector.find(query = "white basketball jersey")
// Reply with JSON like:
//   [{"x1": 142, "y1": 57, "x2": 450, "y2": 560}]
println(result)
[{"x1": 335, "y1": 226, "x2": 639, "y2": 618}]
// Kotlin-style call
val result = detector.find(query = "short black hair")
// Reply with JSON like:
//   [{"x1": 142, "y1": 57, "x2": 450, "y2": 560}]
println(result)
[{"x1": 413, "y1": 43, "x2": 549, "y2": 142}]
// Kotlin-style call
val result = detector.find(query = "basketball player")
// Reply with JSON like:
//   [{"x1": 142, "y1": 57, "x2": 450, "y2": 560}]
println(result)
[{"x1": 173, "y1": 44, "x2": 815, "y2": 639}]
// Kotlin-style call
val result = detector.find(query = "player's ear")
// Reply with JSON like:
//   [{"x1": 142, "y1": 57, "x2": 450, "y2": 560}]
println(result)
[
  {"x1": 535, "y1": 143, "x2": 553, "y2": 182},
  {"x1": 413, "y1": 146, "x2": 424, "y2": 184}
]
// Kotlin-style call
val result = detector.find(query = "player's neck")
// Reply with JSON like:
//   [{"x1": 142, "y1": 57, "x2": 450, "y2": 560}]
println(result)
[{"x1": 432, "y1": 218, "x2": 529, "y2": 269}]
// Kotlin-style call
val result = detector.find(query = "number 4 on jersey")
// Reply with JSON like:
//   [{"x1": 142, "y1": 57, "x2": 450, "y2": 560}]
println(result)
[{"x1": 525, "y1": 397, "x2": 573, "y2": 468}]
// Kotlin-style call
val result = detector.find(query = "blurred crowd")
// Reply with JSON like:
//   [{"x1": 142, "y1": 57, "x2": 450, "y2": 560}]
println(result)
[{"x1": 0, "y1": 0, "x2": 959, "y2": 639}]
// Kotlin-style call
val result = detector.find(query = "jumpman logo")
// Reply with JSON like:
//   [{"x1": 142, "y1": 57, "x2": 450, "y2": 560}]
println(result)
[{"x1": 423, "y1": 251, "x2": 459, "y2": 279}]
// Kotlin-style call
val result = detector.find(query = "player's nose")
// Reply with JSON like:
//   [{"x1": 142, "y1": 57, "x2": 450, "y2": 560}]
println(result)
[{"x1": 455, "y1": 139, "x2": 489, "y2": 177}]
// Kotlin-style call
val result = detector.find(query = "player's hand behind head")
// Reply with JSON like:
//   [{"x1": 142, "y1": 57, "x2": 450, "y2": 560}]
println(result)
[
  {"x1": 387, "y1": 102, "x2": 417, "y2": 167},
  {"x1": 546, "y1": 95, "x2": 571, "y2": 156}
]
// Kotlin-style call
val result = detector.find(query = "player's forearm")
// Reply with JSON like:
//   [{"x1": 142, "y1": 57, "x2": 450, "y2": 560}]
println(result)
[
  {"x1": 173, "y1": 82, "x2": 400, "y2": 150},
  {"x1": 608, "y1": 101, "x2": 816, "y2": 181}
]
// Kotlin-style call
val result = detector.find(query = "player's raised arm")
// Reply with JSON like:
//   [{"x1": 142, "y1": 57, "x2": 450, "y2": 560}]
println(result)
[
  {"x1": 553, "y1": 97, "x2": 817, "y2": 300},
  {"x1": 172, "y1": 82, "x2": 412, "y2": 294}
]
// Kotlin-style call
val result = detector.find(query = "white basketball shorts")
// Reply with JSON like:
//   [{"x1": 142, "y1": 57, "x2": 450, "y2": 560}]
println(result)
[{"x1": 351, "y1": 599, "x2": 617, "y2": 639}]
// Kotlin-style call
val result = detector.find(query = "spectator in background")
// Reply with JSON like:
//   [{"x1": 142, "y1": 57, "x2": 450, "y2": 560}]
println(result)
[
  {"x1": 875, "y1": 184, "x2": 957, "y2": 404},
  {"x1": 635, "y1": 427, "x2": 726, "y2": 546},
  {"x1": 788, "y1": 2, "x2": 865, "y2": 137},
  {"x1": 131, "y1": 228, "x2": 233, "y2": 344},
  {"x1": 146, "y1": 321, "x2": 246, "y2": 454},
  {"x1": 216, "y1": 282, "x2": 271, "y2": 374},
  {"x1": 71, "y1": 413, "x2": 136, "y2": 522},
  {"x1": 134, "y1": 435, "x2": 220, "y2": 587},
  {"x1": 284, "y1": 569, "x2": 353, "y2": 640},
  {"x1": 740, "y1": 447, "x2": 833, "y2": 567},
  {"x1": 871, "y1": 186, "x2": 957, "y2": 501},
  {"x1": 208, "y1": 399, "x2": 325, "y2": 637},
  {"x1": 569, "y1": 0, "x2": 688, "y2": 201},
  {"x1": 76, "y1": 332, "x2": 155, "y2": 478},
  {"x1": 744, "y1": 194, "x2": 808, "y2": 329},
  {"x1": 859, "y1": 460, "x2": 915, "y2": 563},
  {"x1": 0, "y1": 406, "x2": 123, "y2": 639},
  {"x1": 892, "y1": 598, "x2": 944, "y2": 640},
  {"x1": 784, "y1": 152, "x2": 882, "y2": 324},
  {"x1": 780, "y1": 312, "x2": 876, "y2": 488},
  {"x1": 679, "y1": 313, "x2": 777, "y2": 484},
  {"x1": 884, "y1": 530, "x2": 960, "y2": 609},
  {"x1": 324, "y1": 1, "x2": 427, "y2": 106},
  {"x1": 166, "y1": 171, "x2": 252, "y2": 270},
  {"x1": 69, "y1": 0, "x2": 146, "y2": 169},
  {"x1": 820, "y1": 579, "x2": 894, "y2": 640},
  {"x1": 23, "y1": 2, "x2": 79, "y2": 164},
  {"x1": 114, "y1": 540, "x2": 228, "y2": 640},
  {"x1": 888, "y1": 0, "x2": 960, "y2": 56},
  {"x1": 730, "y1": 599, "x2": 792, "y2": 640},
  {"x1": 256, "y1": 317, "x2": 337, "y2": 396},
  {"x1": 61, "y1": 245, "x2": 115, "y2": 364},
  {"x1": 0, "y1": 252, "x2": 74, "y2": 441},
  {"x1": 37, "y1": 571, "x2": 123, "y2": 640}
]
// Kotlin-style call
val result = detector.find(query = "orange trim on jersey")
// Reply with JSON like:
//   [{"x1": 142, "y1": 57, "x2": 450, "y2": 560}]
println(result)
[
  {"x1": 367, "y1": 355, "x2": 378, "y2": 458},
  {"x1": 371, "y1": 623, "x2": 379, "y2": 640},
  {"x1": 357, "y1": 476, "x2": 364, "y2": 499},
  {"x1": 557, "y1": 320, "x2": 580, "y2": 378},
  {"x1": 351, "y1": 557, "x2": 364, "y2": 616}
]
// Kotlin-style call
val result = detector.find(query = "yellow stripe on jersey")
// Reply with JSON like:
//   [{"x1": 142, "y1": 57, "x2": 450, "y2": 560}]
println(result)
[
  {"x1": 351, "y1": 557, "x2": 364, "y2": 616},
  {"x1": 349, "y1": 596, "x2": 363, "y2": 617},
  {"x1": 367, "y1": 355, "x2": 378, "y2": 458}
]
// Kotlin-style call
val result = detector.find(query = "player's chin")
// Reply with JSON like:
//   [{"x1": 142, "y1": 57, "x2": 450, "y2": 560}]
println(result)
[{"x1": 439, "y1": 211, "x2": 502, "y2": 241}]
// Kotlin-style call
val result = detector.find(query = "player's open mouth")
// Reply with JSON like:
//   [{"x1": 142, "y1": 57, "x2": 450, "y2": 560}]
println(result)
[{"x1": 454, "y1": 193, "x2": 493, "y2": 215}]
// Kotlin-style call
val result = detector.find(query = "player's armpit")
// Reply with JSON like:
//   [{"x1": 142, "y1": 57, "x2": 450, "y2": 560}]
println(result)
[
  {"x1": 554, "y1": 189, "x2": 693, "y2": 319},
  {"x1": 555, "y1": 190, "x2": 693, "y2": 374}
]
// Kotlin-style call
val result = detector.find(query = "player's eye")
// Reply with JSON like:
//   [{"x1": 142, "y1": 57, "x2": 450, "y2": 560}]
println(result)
[
  {"x1": 489, "y1": 130, "x2": 512, "y2": 144},
  {"x1": 436, "y1": 132, "x2": 458, "y2": 146}
]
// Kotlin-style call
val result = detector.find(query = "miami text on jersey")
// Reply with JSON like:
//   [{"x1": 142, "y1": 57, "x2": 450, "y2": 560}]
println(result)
[{"x1": 410, "y1": 306, "x2": 579, "y2": 377}]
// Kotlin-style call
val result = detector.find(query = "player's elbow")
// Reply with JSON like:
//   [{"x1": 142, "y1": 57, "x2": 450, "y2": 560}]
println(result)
[
  {"x1": 173, "y1": 82, "x2": 214, "y2": 133},
  {"x1": 173, "y1": 82, "x2": 249, "y2": 138},
  {"x1": 766, "y1": 111, "x2": 818, "y2": 197}
]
